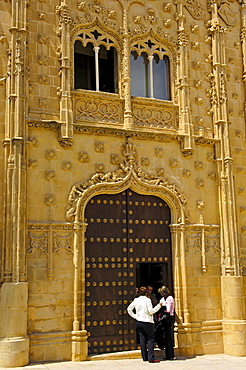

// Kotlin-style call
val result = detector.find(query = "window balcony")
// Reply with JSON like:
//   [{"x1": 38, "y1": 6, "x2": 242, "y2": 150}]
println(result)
[
  {"x1": 72, "y1": 90, "x2": 124, "y2": 127},
  {"x1": 132, "y1": 96, "x2": 178, "y2": 131},
  {"x1": 72, "y1": 90, "x2": 178, "y2": 133}
]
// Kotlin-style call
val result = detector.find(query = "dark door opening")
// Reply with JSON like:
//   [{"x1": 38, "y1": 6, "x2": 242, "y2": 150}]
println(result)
[{"x1": 136, "y1": 262, "x2": 173, "y2": 301}]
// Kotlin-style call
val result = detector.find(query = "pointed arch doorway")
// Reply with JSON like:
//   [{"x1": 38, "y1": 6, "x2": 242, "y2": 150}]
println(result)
[{"x1": 85, "y1": 188, "x2": 173, "y2": 355}]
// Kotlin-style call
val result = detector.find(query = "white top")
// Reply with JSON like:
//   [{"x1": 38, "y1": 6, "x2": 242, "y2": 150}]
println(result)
[
  {"x1": 127, "y1": 296, "x2": 162, "y2": 323},
  {"x1": 160, "y1": 295, "x2": 175, "y2": 316}
]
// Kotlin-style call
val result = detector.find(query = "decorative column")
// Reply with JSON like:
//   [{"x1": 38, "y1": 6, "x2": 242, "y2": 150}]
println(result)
[
  {"x1": 170, "y1": 224, "x2": 192, "y2": 356},
  {"x1": 71, "y1": 222, "x2": 88, "y2": 361},
  {"x1": 56, "y1": 1, "x2": 73, "y2": 148},
  {"x1": 241, "y1": 0, "x2": 246, "y2": 91},
  {"x1": 176, "y1": 0, "x2": 194, "y2": 156},
  {"x1": 94, "y1": 46, "x2": 100, "y2": 92},
  {"x1": 0, "y1": 0, "x2": 29, "y2": 367},
  {"x1": 209, "y1": 0, "x2": 246, "y2": 356},
  {"x1": 148, "y1": 55, "x2": 154, "y2": 98}
]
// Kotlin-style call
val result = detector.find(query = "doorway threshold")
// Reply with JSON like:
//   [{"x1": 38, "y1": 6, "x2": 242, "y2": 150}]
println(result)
[
  {"x1": 88, "y1": 349, "x2": 142, "y2": 361},
  {"x1": 88, "y1": 349, "x2": 165, "y2": 361}
]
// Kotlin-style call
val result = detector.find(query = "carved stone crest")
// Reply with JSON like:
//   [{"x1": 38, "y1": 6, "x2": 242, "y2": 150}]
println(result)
[
  {"x1": 218, "y1": 1, "x2": 237, "y2": 27},
  {"x1": 184, "y1": 0, "x2": 205, "y2": 20}
]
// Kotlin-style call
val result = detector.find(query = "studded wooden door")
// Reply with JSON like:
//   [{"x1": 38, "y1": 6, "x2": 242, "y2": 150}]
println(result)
[{"x1": 85, "y1": 189, "x2": 172, "y2": 355}]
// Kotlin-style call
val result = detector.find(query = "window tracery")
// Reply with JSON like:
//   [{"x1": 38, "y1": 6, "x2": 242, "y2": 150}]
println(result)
[
  {"x1": 74, "y1": 29, "x2": 119, "y2": 93},
  {"x1": 130, "y1": 39, "x2": 171, "y2": 100}
]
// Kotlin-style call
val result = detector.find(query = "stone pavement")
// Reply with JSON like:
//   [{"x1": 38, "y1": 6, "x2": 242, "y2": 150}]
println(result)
[{"x1": 1, "y1": 354, "x2": 246, "y2": 370}]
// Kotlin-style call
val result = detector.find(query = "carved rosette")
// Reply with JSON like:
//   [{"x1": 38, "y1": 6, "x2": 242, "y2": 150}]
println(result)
[
  {"x1": 45, "y1": 149, "x2": 56, "y2": 160},
  {"x1": 45, "y1": 193, "x2": 56, "y2": 206},
  {"x1": 110, "y1": 154, "x2": 120, "y2": 165},
  {"x1": 155, "y1": 148, "x2": 164, "y2": 158},
  {"x1": 79, "y1": 151, "x2": 90, "y2": 163},
  {"x1": 28, "y1": 159, "x2": 38, "y2": 168}
]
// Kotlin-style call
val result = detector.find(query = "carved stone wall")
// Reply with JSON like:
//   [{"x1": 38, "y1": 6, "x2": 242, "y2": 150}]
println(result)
[{"x1": 0, "y1": 0, "x2": 246, "y2": 366}]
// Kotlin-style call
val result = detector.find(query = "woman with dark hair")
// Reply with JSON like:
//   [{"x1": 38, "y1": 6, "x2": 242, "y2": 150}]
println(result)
[
  {"x1": 158, "y1": 286, "x2": 175, "y2": 360},
  {"x1": 127, "y1": 286, "x2": 162, "y2": 363}
]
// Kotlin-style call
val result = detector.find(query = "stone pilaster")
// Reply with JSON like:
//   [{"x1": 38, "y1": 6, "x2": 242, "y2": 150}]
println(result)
[
  {"x1": 0, "y1": 283, "x2": 29, "y2": 367},
  {"x1": 71, "y1": 330, "x2": 88, "y2": 361},
  {"x1": 221, "y1": 276, "x2": 246, "y2": 356},
  {"x1": 0, "y1": 0, "x2": 29, "y2": 366},
  {"x1": 71, "y1": 222, "x2": 88, "y2": 361}
]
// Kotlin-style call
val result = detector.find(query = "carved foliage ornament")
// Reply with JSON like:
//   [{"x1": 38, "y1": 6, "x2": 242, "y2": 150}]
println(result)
[
  {"x1": 72, "y1": 1, "x2": 117, "y2": 30},
  {"x1": 56, "y1": 4, "x2": 72, "y2": 25},
  {"x1": 66, "y1": 138, "x2": 187, "y2": 221},
  {"x1": 78, "y1": 2, "x2": 86, "y2": 12},
  {"x1": 177, "y1": 29, "x2": 188, "y2": 47}
]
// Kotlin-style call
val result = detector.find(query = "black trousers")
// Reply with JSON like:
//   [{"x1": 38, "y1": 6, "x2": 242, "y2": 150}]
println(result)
[
  {"x1": 136, "y1": 321, "x2": 155, "y2": 362},
  {"x1": 162, "y1": 315, "x2": 175, "y2": 359}
]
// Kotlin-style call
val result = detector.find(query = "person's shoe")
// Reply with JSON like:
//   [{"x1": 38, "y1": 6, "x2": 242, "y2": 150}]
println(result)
[
  {"x1": 163, "y1": 357, "x2": 175, "y2": 360},
  {"x1": 148, "y1": 360, "x2": 160, "y2": 363}
]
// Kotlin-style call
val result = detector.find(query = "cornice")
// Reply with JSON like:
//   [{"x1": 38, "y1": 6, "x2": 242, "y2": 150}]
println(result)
[{"x1": 27, "y1": 119, "x2": 218, "y2": 146}]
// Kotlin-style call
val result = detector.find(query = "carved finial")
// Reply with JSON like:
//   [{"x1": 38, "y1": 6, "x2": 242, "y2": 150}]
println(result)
[
  {"x1": 123, "y1": 137, "x2": 136, "y2": 162},
  {"x1": 197, "y1": 200, "x2": 204, "y2": 223}
]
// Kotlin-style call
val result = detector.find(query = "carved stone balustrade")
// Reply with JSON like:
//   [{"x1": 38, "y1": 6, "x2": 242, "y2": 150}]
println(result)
[
  {"x1": 132, "y1": 97, "x2": 178, "y2": 131},
  {"x1": 73, "y1": 90, "x2": 124, "y2": 126}
]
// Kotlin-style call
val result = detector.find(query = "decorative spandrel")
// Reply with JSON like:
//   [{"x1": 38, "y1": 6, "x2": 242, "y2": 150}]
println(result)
[{"x1": 66, "y1": 137, "x2": 187, "y2": 223}]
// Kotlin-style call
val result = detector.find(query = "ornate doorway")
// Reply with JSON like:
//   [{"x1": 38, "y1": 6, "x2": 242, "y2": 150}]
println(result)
[{"x1": 85, "y1": 189, "x2": 173, "y2": 354}]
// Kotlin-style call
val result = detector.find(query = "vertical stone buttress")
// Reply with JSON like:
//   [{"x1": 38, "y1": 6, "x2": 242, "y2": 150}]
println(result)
[
  {"x1": 0, "y1": 0, "x2": 29, "y2": 367},
  {"x1": 241, "y1": 0, "x2": 246, "y2": 89},
  {"x1": 209, "y1": 1, "x2": 246, "y2": 356},
  {"x1": 174, "y1": 0, "x2": 194, "y2": 355},
  {"x1": 122, "y1": 0, "x2": 134, "y2": 129}
]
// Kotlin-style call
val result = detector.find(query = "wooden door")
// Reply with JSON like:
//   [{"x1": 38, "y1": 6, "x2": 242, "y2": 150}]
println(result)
[{"x1": 85, "y1": 190, "x2": 172, "y2": 355}]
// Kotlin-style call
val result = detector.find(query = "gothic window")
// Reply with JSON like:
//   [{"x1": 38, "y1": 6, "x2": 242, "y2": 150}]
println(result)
[
  {"x1": 74, "y1": 30, "x2": 118, "y2": 93},
  {"x1": 130, "y1": 40, "x2": 171, "y2": 100}
]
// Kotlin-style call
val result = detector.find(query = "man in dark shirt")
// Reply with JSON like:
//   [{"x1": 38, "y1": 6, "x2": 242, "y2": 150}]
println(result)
[{"x1": 147, "y1": 285, "x2": 158, "y2": 306}]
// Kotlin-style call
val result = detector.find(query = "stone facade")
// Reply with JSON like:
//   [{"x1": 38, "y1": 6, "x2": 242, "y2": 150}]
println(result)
[{"x1": 0, "y1": 0, "x2": 246, "y2": 367}]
